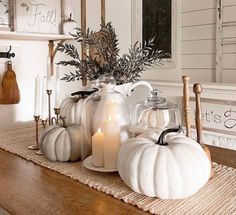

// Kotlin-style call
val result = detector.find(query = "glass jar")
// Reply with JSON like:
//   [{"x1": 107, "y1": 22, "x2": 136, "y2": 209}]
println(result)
[{"x1": 130, "y1": 89, "x2": 181, "y2": 135}]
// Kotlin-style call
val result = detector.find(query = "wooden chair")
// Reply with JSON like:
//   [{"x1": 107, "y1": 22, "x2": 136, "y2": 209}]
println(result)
[{"x1": 182, "y1": 76, "x2": 211, "y2": 163}]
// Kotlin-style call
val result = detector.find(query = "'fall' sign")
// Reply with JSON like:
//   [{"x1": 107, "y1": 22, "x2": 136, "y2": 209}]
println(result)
[{"x1": 15, "y1": 0, "x2": 61, "y2": 34}]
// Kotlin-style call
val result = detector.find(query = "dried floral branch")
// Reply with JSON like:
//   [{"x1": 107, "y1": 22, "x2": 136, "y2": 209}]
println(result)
[{"x1": 58, "y1": 21, "x2": 166, "y2": 85}]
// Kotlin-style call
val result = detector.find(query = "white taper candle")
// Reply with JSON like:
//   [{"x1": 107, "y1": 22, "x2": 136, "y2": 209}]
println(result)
[
  {"x1": 41, "y1": 76, "x2": 47, "y2": 120},
  {"x1": 34, "y1": 76, "x2": 41, "y2": 116},
  {"x1": 55, "y1": 66, "x2": 61, "y2": 108},
  {"x1": 46, "y1": 56, "x2": 52, "y2": 90}
]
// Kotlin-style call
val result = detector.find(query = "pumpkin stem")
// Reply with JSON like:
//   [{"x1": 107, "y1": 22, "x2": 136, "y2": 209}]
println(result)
[
  {"x1": 60, "y1": 116, "x2": 67, "y2": 128},
  {"x1": 71, "y1": 88, "x2": 98, "y2": 99},
  {"x1": 156, "y1": 127, "x2": 182, "y2": 145}
]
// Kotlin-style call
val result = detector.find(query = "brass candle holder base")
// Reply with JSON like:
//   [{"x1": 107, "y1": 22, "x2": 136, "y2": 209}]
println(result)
[
  {"x1": 51, "y1": 108, "x2": 61, "y2": 124},
  {"x1": 36, "y1": 149, "x2": 43, "y2": 155},
  {"x1": 41, "y1": 119, "x2": 47, "y2": 128},
  {"x1": 28, "y1": 115, "x2": 40, "y2": 150}
]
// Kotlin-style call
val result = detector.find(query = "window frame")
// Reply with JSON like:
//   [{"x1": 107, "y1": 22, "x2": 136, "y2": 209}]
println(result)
[{"x1": 131, "y1": 0, "x2": 178, "y2": 69}]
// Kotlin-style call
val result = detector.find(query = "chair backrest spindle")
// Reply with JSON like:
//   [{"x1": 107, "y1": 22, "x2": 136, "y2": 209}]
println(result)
[
  {"x1": 193, "y1": 83, "x2": 203, "y2": 144},
  {"x1": 182, "y1": 76, "x2": 191, "y2": 138}
]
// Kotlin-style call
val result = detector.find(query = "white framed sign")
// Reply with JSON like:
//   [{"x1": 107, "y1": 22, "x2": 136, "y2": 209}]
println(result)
[
  {"x1": 190, "y1": 98, "x2": 236, "y2": 136},
  {"x1": 14, "y1": 0, "x2": 62, "y2": 34},
  {"x1": 0, "y1": 0, "x2": 10, "y2": 30}
]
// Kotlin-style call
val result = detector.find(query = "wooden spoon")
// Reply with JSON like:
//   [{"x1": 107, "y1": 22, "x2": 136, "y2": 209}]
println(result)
[{"x1": 193, "y1": 83, "x2": 211, "y2": 163}]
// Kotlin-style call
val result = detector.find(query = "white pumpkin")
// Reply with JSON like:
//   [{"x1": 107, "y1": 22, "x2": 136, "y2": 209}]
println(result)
[
  {"x1": 139, "y1": 108, "x2": 170, "y2": 129},
  {"x1": 60, "y1": 90, "x2": 97, "y2": 125},
  {"x1": 80, "y1": 95, "x2": 101, "y2": 135},
  {"x1": 118, "y1": 128, "x2": 211, "y2": 199},
  {"x1": 40, "y1": 118, "x2": 91, "y2": 162},
  {"x1": 60, "y1": 97, "x2": 84, "y2": 125}
]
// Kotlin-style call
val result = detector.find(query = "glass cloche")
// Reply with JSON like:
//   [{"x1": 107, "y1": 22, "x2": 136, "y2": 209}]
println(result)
[{"x1": 130, "y1": 89, "x2": 181, "y2": 135}]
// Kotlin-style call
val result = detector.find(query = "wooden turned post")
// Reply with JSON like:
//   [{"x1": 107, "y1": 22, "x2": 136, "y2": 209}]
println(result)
[
  {"x1": 182, "y1": 76, "x2": 191, "y2": 138},
  {"x1": 48, "y1": 41, "x2": 54, "y2": 75},
  {"x1": 193, "y1": 83, "x2": 203, "y2": 144},
  {"x1": 81, "y1": 0, "x2": 87, "y2": 86},
  {"x1": 193, "y1": 83, "x2": 211, "y2": 164}
]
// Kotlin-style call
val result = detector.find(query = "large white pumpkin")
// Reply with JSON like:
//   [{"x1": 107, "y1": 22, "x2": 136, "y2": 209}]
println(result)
[
  {"x1": 118, "y1": 128, "x2": 211, "y2": 199},
  {"x1": 40, "y1": 118, "x2": 91, "y2": 162}
]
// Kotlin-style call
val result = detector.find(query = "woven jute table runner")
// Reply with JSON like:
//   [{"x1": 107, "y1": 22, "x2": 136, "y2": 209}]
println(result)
[{"x1": 0, "y1": 123, "x2": 235, "y2": 215}]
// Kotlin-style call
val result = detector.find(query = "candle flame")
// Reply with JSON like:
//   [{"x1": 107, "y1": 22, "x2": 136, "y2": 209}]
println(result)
[
  {"x1": 98, "y1": 128, "x2": 102, "y2": 133},
  {"x1": 108, "y1": 115, "x2": 112, "y2": 121}
]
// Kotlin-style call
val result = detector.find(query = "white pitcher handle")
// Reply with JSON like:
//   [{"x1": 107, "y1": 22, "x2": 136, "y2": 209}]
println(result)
[{"x1": 127, "y1": 81, "x2": 153, "y2": 96}]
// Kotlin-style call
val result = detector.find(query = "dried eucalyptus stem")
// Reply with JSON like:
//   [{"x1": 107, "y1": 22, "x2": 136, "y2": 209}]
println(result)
[{"x1": 58, "y1": 21, "x2": 167, "y2": 85}]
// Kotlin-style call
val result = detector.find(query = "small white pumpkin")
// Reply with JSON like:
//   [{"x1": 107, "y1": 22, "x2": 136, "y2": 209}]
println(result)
[
  {"x1": 60, "y1": 97, "x2": 84, "y2": 125},
  {"x1": 139, "y1": 108, "x2": 170, "y2": 129},
  {"x1": 118, "y1": 128, "x2": 211, "y2": 199},
  {"x1": 40, "y1": 117, "x2": 91, "y2": 162}
]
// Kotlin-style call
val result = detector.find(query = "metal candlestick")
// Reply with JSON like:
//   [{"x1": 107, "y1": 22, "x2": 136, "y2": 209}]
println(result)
[
  {"x1": 46, "y1": 90, "x2": 52, "y2": 125},
  {"x1": 28, "y1": 115, "x2": 40, "y2": 150},
  {"x1": 41, "y1": 119, "x2": 47, "y2": 129},
  {"x1": 51, "y1": 108, "x2": 61, "y2": 124}
]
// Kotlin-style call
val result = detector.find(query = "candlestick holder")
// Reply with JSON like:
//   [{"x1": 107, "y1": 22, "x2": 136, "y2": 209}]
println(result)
[
  {"x1": 46, "y1": 89, "x2": 52, "y2": 125},
  {"x1": 28, "y1": 115, "x2": 40, "y2": 150},
  {"x1": 51, "y1": 108, "x2": 61, "y2": 124},
  {"x1": 41, "y1": 119, "x2": 47, "y2": 128}
]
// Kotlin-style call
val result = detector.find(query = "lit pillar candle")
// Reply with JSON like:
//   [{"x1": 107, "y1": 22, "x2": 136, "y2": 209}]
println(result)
[
  {"x1": 92, "y1": 128, "x2": 104, "y2": 167},
  {"x1": 103, "y1": 116, "x2": 121, "y2": 169},
  {"x1": 46, "y1": 56, "x2": 52, "y2": 90},
  {"x1": 55, "y1": 66, "x2": 61, "y2": 108},
  {"x1": 106, "y1": 100, "x2": 119, "y2": 120},
  {"x1": 41, "y1": 76, "x2": 47, "y2": 120},
  {"x1": 34, "y1": 76, "x2": 41, "y2": 116}
]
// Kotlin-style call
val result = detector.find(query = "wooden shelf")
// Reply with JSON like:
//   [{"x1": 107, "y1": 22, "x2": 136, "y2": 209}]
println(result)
[{"x1": 0, "y1": 31, "x2": 74, "y2": 41}]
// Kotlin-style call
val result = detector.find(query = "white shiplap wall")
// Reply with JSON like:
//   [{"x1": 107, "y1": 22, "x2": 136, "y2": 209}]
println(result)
[
  {"x1": 220, "y1": 0, "x2": 236, "y2": 83},
  {"x1": 182, "y1": 0, "x2": 236, "y2": 84},
  {"x1": 181, "y1": 0, "x2": 216, "y2": 82}
]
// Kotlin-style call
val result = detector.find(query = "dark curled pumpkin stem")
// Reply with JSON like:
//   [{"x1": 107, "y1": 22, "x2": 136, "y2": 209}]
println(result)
[
  {"x1": 71, "y1": 88, "x2": 98, "y2": 98},
  {"x1": 60, "y1": 116, "x2": 67, "y2": 128},
  {"x1": 156, "y1": 127, "x2": 181, "y2": 146}
]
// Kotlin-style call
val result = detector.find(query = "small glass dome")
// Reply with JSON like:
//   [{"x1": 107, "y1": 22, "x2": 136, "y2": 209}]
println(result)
[{"x1": 130, "y1": 89, "x2": 181, "y2": 135}]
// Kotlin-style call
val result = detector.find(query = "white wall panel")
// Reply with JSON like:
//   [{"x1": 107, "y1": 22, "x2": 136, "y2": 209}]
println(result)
[
  {"x1": 182, "y1": 24, "x2": 216, "y2": 41},
  {"x1": 106, "y1": 0, "x2": 131, "y2": 55},
  {"x1": 182, "y1": 9, "x2": 216, "y2": 27},
  {"x1": 223, "y1": 26, "x2": 236, "y2": 39},
  {"x1": 222, "y1": 69, "x2": 236, "y2": 83},
  {"x1": 182, "y1": 69, "x2": 215, "y2": 82},
  {"x1": 222, "y1": 53, "x2": 236, "y2": 68},
  {"x1": 223, "y1": 0, "x2": 236, "y2": 6},
  {"x1": 182, "y1": 40, "x2": 215, "y2": 54},
  {"x1": 223, "y1": 6, "x2": 236, "y2": 22},
  {"x1": 223, "y1": 44, "x2": 236, "y2": 53},
  {"x1": 86, "y1": 0, "x2": 101, "y2": 31},
  {"x1": 182, "y1": 0, "x2": 215, "y2": 12},
  {"x1": 181, "y1": 0, "x2": 216, "y2": 82},
  {"x1": 182, "y1": 54, "x2": 215, "y2": 69}
]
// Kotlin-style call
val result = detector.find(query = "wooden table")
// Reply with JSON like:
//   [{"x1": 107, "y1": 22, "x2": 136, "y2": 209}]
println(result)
[{"x1": 0, "y1": 145, "x2": 235, "y2": 215}]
